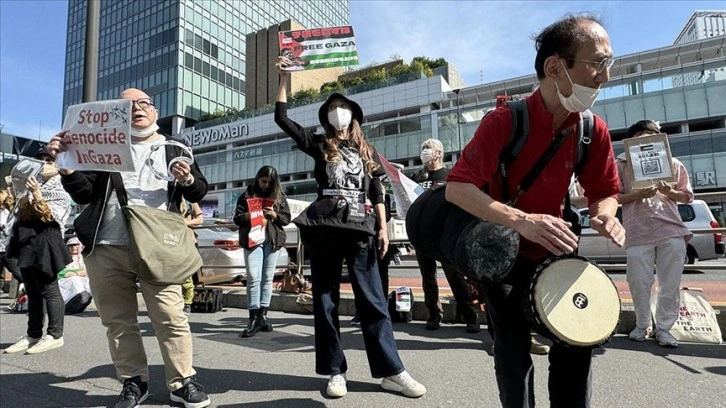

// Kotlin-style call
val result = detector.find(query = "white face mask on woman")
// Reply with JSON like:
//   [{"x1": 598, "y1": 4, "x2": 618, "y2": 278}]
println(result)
[
  {"x1": 555, "y1": 60, "x2": 600, "y2": 113},
  {"x1": 420, "y1": 148, "x2": 435, "y2": 164},
  {"x1": 327, "y1": 108, "x2": 352, "y2": 131}
]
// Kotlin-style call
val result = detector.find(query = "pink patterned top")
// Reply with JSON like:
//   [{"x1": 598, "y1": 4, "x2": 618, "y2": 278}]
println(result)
[{"x1": 616, "y1": 154, "x2": 694, "y2": 248}]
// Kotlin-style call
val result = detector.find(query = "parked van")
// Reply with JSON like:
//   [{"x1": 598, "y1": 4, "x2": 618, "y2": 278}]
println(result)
[{"x1": 578, "y1": 200, "x2": 724, "y2": 264}]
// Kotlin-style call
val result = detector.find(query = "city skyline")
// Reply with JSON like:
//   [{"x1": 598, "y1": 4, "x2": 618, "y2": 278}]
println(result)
[{"x1": 0, "y1": 0, "x2": 723, "y2": 140}]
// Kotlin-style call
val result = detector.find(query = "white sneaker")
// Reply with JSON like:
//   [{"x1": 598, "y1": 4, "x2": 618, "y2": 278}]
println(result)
[
  {"x1": 4, "y1": 336, "x2": 40, "y2": 354},
  {"x1": 628, "y1": 326, "x2": 652, "y2": 342},
  {"x1": 26, "y1": 335, "x2": 64, "y2": 354},
  {"x1": 381, "y1": 370, "x2": 426, "y2": 398},
  {"x1": 326, "y1": 374, "x2": 347, "y2": 398},
  {"x1": 655, "y1": 330, "x2": 678, "y2": 348}
]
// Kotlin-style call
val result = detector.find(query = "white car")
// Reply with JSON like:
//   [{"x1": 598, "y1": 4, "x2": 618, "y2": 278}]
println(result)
[
  {"x1": 194, "y1": 219, "x2": 289, "y2": 285},
  {"x1": 578, "y1": 200, "x2": 724, "y2": 264}
]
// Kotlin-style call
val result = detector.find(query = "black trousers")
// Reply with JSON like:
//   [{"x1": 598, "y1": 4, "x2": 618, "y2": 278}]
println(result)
[
  {"x1": 416, "y1": 252, "x2": 478, "y2": 322},
  {"x1": 483, "y1": 257, "x2": 592, "y2": 408},
  {"x1": 1, "y1": 252, "x2": 22, "y2": 283},
  {"x1": 20, "y1": 266, "x2": 64, "y2": 339}
]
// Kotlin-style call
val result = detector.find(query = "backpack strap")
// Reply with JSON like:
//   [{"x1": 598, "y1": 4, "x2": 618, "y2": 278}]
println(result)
[
  {"x1": 500, "y1": 99, "x2": 529, "y2": 166},
  {"x1": 574, "y1": 110, "x2": 594, "y2": 176}
]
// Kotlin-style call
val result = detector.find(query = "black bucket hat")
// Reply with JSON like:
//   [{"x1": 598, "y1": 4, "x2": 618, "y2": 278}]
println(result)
[
  {"x1": 318, "y1": 93, "x2": 363, "y2": 129},
  {"x1": 35, "y1": 147, "x2": 53, "y2": 160}
]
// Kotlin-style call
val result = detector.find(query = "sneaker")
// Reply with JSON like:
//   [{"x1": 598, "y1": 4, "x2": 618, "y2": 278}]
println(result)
[
  {"x1": 655, "y1": 330, "x2": 678, "y2": 348},
  {"x1": 26, "y1": 335, "x2": 64, "y2": 354},
  {"x1": 170, "y1": 376, "x2": 210, "y2": 408},
  {"x1": 466, "y1": 320, "x2": 481, "y2": 333},
  {"x1": 530, "y1": 337, "x2": 550, "y2": 355},
  {"x1": 113, "y1": 376, "x2": 149, "y2": 408},
  {"x1": 3, "y1": 336, "x2": 40, "y2": 354},
  {"x1": 349, "y1": 314, "x2": 361, "y2": 326},
  {"x1": 381, "y1": 370, "x2": 426, "y2": 398},
  {"x1": 183, "y1": 304, "x2": 192, "y2": 315},
  {"x1": 628, "y1": 326, "x2": 652, "y2": 342},
  {"x1": 326, "y1": 373, "x2": 347, "y2": 398},
  {"x1": 425, "y1": 314, "x2": 442, "y2": 330}
]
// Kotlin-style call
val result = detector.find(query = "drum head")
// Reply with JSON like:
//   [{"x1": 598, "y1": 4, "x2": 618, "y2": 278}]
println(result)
[{"x1": 533, "y1": 258, "x2": 620, "y2": 347}]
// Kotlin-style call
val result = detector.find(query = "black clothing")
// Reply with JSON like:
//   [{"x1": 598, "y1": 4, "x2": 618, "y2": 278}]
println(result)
[
  {"x1": 414, "y1": 167, "x2": 450, "y2": 190},
  {"x1": 232, "y1": 186, "x2": 291, "y2": 251},
  {"x1": 21, "y1": 266, "x2": 64, "y2": 339},
  {"x1": 60, "y1": 140, "x2": 208, "y2": 256}
]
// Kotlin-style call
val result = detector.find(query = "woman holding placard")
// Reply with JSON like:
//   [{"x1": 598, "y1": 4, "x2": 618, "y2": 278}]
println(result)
[
  {"x1": 273, "y1": 56, "x2": 426, "y2": 399},
  {"x1": 233, "y1": 165, "x2": 291, "y2": 337}
]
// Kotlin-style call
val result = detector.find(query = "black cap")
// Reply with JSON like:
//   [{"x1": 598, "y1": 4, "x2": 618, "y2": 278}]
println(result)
[
  {"x1": 318, "y1": 93, "x2": 363, "y2": 130},
  {"x1": 625, "y1": 120, "x2": 661, "y2": 139},
  {"x1": 35, "y1": 147, "x2": 53, "y2": 160}
]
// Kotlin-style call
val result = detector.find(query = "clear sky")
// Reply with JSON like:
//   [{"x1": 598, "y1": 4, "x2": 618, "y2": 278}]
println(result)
[{"x1": 0, "y1": 0, "x2": 722, "y2": 141}]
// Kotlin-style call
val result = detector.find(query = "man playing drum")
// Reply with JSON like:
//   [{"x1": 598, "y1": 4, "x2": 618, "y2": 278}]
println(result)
[{"x1": 445, "y1": 14, "x2": 625, "y2": 408}]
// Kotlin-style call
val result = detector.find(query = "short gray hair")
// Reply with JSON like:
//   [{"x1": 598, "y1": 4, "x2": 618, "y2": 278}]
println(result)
[{"x1": 421, "y1": 138, "x2": 444, "y2": 153}]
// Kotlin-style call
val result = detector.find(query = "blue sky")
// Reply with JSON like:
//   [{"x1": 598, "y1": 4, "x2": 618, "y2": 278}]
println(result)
[{"x1": 0, "y1": 0, "x2": 722, "y2": 141}]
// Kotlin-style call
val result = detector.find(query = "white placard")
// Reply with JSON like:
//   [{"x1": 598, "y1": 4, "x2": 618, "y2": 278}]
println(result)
[{"x1": 57, "y1": 99, "x2": 135, "y2": 172}]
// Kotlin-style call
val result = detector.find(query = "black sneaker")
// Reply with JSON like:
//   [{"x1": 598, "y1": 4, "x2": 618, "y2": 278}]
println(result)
[
  {"x1": 183, "y1": 305, "x2": 192, "y2": 315},
  {"x1": 113, "y1": 376, "x2": 148, "y2": 408},
  {"x1": 349, "y1": 314, "x2": 361, "y2": 326},
  {"x1": 169, "y1": 376, "x2": 210, "y2": 408},
  {"x1": 466, "y1": 320, "x2": 481, "y2": 333},
  {"x1": 425, "y1": 314, "x2": 442, "y2": 330}
]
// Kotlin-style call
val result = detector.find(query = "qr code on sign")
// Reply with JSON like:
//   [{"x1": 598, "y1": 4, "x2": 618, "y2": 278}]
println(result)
[{"x1": 640, "y1": 160, "x2": 661, "y2": 175}]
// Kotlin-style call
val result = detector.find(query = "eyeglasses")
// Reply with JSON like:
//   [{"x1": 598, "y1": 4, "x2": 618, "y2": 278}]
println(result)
[
  {"x1": 567, "y1": 57, "x2": 614, "y2": 73},
  {"x1": 131, "y1": 98, "x2": 154, "y2": 109}
]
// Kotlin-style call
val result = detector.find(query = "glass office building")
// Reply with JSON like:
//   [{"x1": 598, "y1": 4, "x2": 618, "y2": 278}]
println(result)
[
  {"x1": 62, "y1": 0, "x2": 349, "y2": 133},
  {"x1": 181, "y1": 35, "x2": 726, "y2": 225}
]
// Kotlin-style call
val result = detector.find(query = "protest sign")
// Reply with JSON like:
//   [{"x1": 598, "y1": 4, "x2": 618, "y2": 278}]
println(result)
[
  {"x1": 377, "y1": 153, "x2": 425, "y2": 219},
  {"x1": 622, "y1": 133, "x2": 676, "y2": 189},
  {"x1": 57, "y1": 99, "x2": 135, "y2": 172},
  {"x1": 278, "y1": 25, "x2": 358, "y2": 71},
  {"x1": 10, "y1": 158, "x2": 44, "y2": 198},
  {"x1": 246, "y1": 197, "x2": 275, "y2": 247}
]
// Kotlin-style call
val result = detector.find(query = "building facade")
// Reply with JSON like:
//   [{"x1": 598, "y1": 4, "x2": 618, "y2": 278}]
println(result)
[
  {"x1": 62, "y1": 0, "x2": 349, "y2": 134},
  {"x1": 672, "y1": 10, "x2": 726, "y2": 87},
  {"x1": 180, "y1": 35, "x2": 726, "y2": 226}
]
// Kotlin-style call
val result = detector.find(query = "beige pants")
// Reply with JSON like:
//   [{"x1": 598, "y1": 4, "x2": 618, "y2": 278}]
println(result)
[{"x1": 85, "y1": 245, "x2": 195, "y2": 390}]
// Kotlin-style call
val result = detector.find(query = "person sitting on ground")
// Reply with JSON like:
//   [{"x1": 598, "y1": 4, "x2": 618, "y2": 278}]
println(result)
[{"x1": 57, "y1": 237, "x2": 93, "y2": 314}]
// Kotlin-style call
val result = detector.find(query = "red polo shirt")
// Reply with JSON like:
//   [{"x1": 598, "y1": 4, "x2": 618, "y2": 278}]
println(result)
[{"x1": 447, "y1": 90, "x2": 619, "y2": 260}]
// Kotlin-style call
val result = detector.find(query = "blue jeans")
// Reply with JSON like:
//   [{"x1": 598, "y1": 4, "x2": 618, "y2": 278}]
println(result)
[
  {"x1": 309, "y1": 237, "x2": 404, "y2": 378},
  {"x1": 244, "y1": 240, "x2": 280, "y2": 310}
]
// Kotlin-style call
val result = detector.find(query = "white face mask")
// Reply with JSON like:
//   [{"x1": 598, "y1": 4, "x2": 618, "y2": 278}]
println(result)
[
  {"x1": 420, "y1": 148, "x2": 435, "y2": 164},
  {"x1": 130, "y1": 123, "x2": 159, "y2": 138},
  {"x1": 555, "y1": 60, "x2": 600, "y2": 113},
  {"x1": 327, "y1": 108, "x2": 352, "y2": 131}
]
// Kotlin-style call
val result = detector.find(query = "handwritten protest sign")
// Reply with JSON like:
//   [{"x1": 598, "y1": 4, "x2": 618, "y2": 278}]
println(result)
[
  {"x1": 246, "y1": 197, "x2": 275, "y2": 247},
  {"x1": 278, "y1": 25, "x2": 358, "y2": 71},
  {"x1": 57, "y1": 99, "x2": 135, "y2": 172},
  {"x1": 623, "y1": 133, "x2": 676, "y2": 189}
]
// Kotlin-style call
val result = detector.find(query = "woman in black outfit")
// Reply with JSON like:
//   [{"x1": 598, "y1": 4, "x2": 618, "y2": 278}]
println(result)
[{"x1": 274, "y1": 56, "x2": 426, "y2": 399}]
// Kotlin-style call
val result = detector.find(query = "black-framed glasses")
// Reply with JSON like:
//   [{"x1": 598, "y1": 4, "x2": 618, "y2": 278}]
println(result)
[
  {"x1": 567, "y1": 57, "x2": 614, "y2": 73},
  {"x1": 131, "y1": 98, "x2": 154, "y2": 109}
]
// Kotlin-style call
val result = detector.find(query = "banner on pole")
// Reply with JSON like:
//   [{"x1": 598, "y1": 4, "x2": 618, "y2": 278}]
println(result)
[{"x1": 278, "y1": 25, "x2": 359, "y2": 71}]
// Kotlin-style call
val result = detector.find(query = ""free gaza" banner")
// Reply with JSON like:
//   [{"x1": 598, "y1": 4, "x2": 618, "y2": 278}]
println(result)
[{"x1": 278, "y1": 25, "x2": 359, "y2": 71}]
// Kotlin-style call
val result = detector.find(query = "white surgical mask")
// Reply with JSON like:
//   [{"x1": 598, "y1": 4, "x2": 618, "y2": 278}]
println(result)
[
  {"x1": 327, "y1": 108, "x2": 352, "y2": 131},
  {"x1": 420, "y1": 148, "x2": 434, "y2": 164},
  {"x1": 130, "y1": 123, "x2": 159, "y2": 138},
  {"x1": 555, "y1": 60, "x2": 600, "y2": 113}
]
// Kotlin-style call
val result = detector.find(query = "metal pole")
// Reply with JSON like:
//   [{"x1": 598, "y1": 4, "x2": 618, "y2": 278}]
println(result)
[
  {"x1": 82, "y1": 0, "x2": 100, "y2": 102},
  {"x1": 454, "y1": 89, "x2": 461, "y2": 157}
]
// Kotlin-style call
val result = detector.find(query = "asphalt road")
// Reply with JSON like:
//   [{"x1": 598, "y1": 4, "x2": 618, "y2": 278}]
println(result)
[{"x1": 1, "y1": 293, "x2": 724, "y2": 408}]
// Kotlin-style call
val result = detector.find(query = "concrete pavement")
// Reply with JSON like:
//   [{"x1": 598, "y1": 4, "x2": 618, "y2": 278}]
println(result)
[{"x1": 1, "y1": 291, "x2": 725, "y2": 408}]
